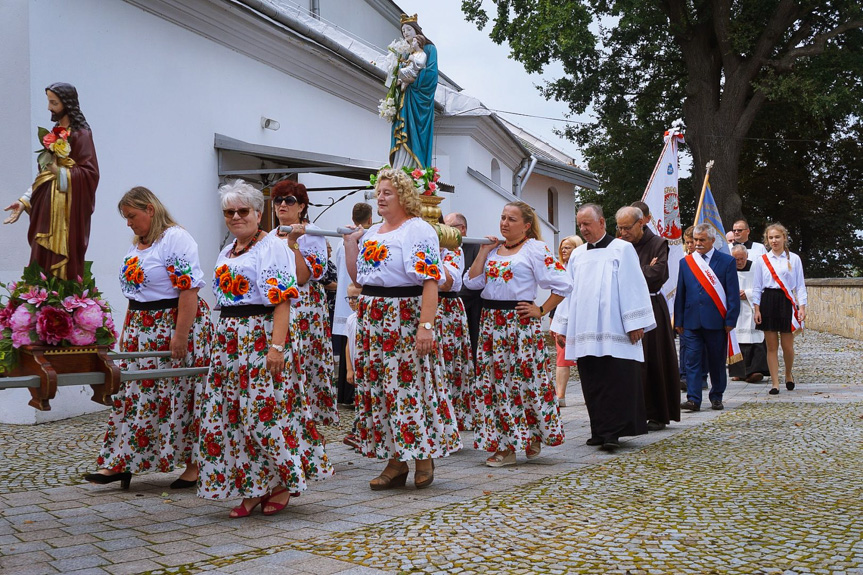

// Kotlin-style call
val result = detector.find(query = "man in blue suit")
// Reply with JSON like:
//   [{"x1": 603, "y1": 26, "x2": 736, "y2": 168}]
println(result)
[{"x1": 674, "y1": 223, "x2": 740, "y2": 411}]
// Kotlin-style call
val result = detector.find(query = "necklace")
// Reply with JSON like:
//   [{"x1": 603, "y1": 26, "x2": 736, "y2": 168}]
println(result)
[
  {"x1": 503, "y1": 236, "x2": 528, "y2": 250},
  {"x1": 231, "y1": 230, "x2": 262, "y2": 257}
]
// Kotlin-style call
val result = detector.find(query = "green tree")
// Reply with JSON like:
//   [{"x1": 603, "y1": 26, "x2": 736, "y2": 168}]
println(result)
[{"x1": 462, "y1": 0, "x2": 863, "y2": 273}]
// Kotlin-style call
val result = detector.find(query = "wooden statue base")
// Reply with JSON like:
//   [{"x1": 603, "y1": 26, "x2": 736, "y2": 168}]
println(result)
[{"x1": 9, "y1": 345, "x2": 120, "y2": 411}]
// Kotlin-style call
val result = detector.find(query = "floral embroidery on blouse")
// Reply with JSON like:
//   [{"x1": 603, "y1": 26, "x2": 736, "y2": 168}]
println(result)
[
  {"x1": 443, "y1": 248, "x2": 461, "y2": 266},
  {"x1": 544, "y1": 255, "x2": 567, "y2": 272},
  {"x1": 263, "y1": 269, "x2": 299, "y2": 304},
  {"x1": 215, "y1": 264, "x2": 250, "y2": 302},
  {"x1": 412, "y1": 242, "x2": 441, "y2": 281},
  {"x1": 359, "y1": 240, "x2": 390, "y2": 274},
  {"x1": 486, "y1": 260, "x2": 514, "y2": 283},
  {"x1": 305, "y1": 253, "x2": 325, "y2": 279},
  {"x1": 166, "y1": 257, "x2": 194, "y2": 290},
  {"x1": 120, "y1": 256, "x2": 146, "y2": 291}
]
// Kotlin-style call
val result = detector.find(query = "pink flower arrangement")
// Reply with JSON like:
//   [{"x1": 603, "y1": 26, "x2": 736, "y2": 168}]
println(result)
[{"x1": 0, "y1": 263, "x2": 118, "y2": 374}]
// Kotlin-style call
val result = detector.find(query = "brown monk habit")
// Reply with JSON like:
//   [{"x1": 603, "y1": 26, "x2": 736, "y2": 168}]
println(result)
[
  {"x1": 28, "y1": 129, "x2": 99, "y2": 280},
  {"x1": 632, "y1": 226, "x2": 681, "y2": 425}
]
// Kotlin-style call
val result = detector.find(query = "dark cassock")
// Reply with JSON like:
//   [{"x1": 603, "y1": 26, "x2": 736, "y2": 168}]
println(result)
[
  {"x1": 458, "y1": 241, "x2": 483, "y2": 364},
  {"x1": 24, "y1": 128, "x2": 99, "y2": 280},
  {"x1": 550, "y1": 233, "x2": 655, "y2": 445},
  {"x1": 728, "y1": 259, "x2": 769, "y2": 381},
  {"x1": 632, "y1": 227, "x2": 681, "y2": 425}
]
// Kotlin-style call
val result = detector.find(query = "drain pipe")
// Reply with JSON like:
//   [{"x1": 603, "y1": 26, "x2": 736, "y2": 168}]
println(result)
[
  {"x1": 310, "y1": 0, "x2": 320, "y2": 19},
  {"x1": 513, "y1": 155, "x2": 537, "y2": 198}
]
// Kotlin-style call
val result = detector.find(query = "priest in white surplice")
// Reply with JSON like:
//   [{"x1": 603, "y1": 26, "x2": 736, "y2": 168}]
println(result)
[
  {"x1": 551, "y1": 204, "x2": 656, "y2": 451},
  {"x1": 728, "y1": 244, "x2": 769, "y2": 382}
]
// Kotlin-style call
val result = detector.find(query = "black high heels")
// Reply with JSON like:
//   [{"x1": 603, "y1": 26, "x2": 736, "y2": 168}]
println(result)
[
  {"x1": 84, "y1": 471, "x2": 132, "y2": 490},
  {"x1": 169, "y1": 478, "x2": 197, "y2": 489}
]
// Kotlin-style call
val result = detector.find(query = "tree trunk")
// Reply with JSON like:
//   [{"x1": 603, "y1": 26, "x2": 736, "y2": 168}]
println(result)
[{"x1": 686, "y1": 116, "x2": 744, "y2": 230}]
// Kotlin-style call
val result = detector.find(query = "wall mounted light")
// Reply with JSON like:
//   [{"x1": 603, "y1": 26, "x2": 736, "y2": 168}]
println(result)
[{"x1": 261, "y1": 117, "x2": 280, "y2": 131}]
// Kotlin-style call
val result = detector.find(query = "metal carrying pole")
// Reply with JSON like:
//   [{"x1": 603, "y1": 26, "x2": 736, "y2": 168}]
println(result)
[{"x1": 279, "y1": 225, "x2": 494, "y2": 245}]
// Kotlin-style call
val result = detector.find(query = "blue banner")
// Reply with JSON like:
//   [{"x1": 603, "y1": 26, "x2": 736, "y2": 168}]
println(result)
[{"x1": 695, "y1": 180, "x2": 730, "y2": 254}]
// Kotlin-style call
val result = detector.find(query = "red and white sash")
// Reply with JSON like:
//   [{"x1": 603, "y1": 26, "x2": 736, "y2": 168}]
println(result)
[
  {"x1": 684, "y1": 253, "x2": 743, "y2": 364},
  {"x1": 761, "y1": 254, "x2": 802, "y2": 332}
]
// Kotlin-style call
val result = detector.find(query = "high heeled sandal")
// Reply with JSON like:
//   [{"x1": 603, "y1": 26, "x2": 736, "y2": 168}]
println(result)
[
  {"x1": 261, "y1": 487, "x2": 291, "y2": 516},
  {"x1": 369, "y1": 464, "x2": 409, "y2": 491},
  {"x1": 414, "y1": 460, "x2": 435, "y2": 489},
  {"x1": 229, "y1": 497, "x2": 263, "y2": 519},
  {"x1": 526, "y1": 440, "x2": 542, "y2": 460},
  {"x1": 84, "y1": 471, "x2": 132, "y2": 490},
  {"x1": 485, "y1": 450, "x2": 516, "y2": 468}
]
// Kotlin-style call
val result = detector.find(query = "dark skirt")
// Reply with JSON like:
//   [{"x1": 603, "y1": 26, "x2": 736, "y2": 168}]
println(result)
[
  {"x1": 641, "y1": 296, "x2": 681, "y2": 424},
  {"x1": 578, "y1": 355, "x2": 647, "y2": 441},
  {"x1": 757, "y1": 288, "x2": 794, "y2": 333}
]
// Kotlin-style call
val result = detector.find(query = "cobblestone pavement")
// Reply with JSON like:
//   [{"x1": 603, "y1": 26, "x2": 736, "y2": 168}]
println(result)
[{"x1": 1, "y1": 330, "x2": 861, "y2": 575}]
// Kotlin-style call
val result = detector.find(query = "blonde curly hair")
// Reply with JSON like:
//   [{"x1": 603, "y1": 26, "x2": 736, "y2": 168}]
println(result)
[{"x1": 375, "y1": 168, "x2": 422, "y2": 217}]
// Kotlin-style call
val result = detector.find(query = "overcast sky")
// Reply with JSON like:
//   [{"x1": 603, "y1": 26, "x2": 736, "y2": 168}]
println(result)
[{"x1": 394, "y1": 0, "x2": 591, "y2": 166}]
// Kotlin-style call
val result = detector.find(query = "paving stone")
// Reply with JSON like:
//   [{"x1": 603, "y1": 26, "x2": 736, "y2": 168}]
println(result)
[{"x1": 1, "y1": 330, "x2": 862, "y2": 575}]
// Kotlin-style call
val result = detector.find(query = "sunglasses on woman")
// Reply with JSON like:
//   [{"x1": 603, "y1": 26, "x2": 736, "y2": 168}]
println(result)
[
  {"x1": 223, "y1": 208, "x2": 252, "y2": 218},
  {"x1": 272, "y1": 196, "x2": 299, "y2": 206}
]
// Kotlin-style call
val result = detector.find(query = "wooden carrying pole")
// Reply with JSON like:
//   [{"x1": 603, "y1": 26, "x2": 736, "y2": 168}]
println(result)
[{"x1": 694, "y1": 160, "x2": 715, "y2": 226}]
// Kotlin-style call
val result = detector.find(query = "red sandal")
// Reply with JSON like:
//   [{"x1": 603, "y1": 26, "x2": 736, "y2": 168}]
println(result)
[
  {"x1": 229, "y1": 497, "x2": 262, "y2": 519},
  {"x1": 261, "y1": 487, "x2": 292, "y2": 516}
]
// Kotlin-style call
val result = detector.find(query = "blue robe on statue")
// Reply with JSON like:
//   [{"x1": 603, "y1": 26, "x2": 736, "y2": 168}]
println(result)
[{"x1": 390, "y1": 44, "x2": 438, "y2": 170}]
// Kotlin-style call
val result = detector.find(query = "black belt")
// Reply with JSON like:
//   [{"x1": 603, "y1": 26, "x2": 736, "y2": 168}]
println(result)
[
  {"x1": 361, "y1": 285, "x2": 423, "y2": 298},
  {"x1": 128, "y1": 298, "x2": 179, "y2": 311},
  {"x1": 438, "y1": 291, "x2": 459, "y2": 299},
  {"x1": 481, "y1": 299, "x2": 525, "y2": 310},
  {"x1": 763, "y1": 287, "x2": 783, "y2": 292},
  {"x1": 220, "y1": 304, "x2": 273, "y2": 318}
]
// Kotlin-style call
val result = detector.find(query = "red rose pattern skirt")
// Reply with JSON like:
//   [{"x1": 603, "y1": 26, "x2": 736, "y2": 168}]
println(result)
[
  {"x1": 472, "y1": 308, "x2": 565, "y2": 453},
  {"x1": 197, "y1": 313, "x2": 332, "y2": 500},
  {"x1": 436, "y1": 296, "x2": 476, "y2": 431},
  {"x1": 97, "y1": 299, "x2": 212, "y2": 474},
  {"x1": 292, "y1": 282, "x2": 338, "y2": 426},
  {"x1": 354, "y1": 294, "x2": 462, "y2": 461}
]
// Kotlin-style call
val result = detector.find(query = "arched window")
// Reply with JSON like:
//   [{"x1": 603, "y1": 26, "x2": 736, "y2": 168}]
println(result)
[
  {"x1": 491, "y1": 158, "x2": 501, "y2": 186},
  {"x1": 547, "y1": 187, "x2": 558, "y2": 226}
]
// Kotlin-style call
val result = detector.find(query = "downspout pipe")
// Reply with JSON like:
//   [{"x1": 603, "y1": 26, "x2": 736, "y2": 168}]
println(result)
[{"x1": 513, "y1": 155, "x2": 537, "y2": 198}]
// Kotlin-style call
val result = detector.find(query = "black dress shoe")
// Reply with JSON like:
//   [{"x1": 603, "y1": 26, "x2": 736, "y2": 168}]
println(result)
[
  {"x1": 600, "y1": 438, "x2": 620, "y2": 451},
  {"x1": 647, "y1": 420, "x2": 666, "y2": 431},
  {"x1": 169, "y1": 478, "x2": 197, "y2": 489},
  {"x1": 769, "y1": 387, "x2": 779, "y2": 395},
  {"x1": 585, "y1": 437, "x2": 604, "y2": 446},
  {"x1": 680, "y1": 400, "x2": 700, "y2": 412},
  {"x1": 711, "y1": 400, "x2": 724, "y2": 410},
  {"x1": 785, "y1": 379, "x2": 795, "y2": 390},
  {"x1": 84, "y1": 471, "x2": 132, "y2": 490}
]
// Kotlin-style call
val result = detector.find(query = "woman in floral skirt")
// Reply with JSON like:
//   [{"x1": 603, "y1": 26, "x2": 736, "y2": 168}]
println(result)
[
  {"x1": 85, "y1": 187, "x2": 212, "y2": 490},
  {"x1": 438, "y1": 246, "x2": 476, "y2": 431},
  {"x1": 197, "y1": 180, "x2": 331, "y2": 518},
  {"x1": 267, "y1": 180, "x2": 338, "y2": 426},
  {"x1": 464, "y1": 201, "x2": 571, "y2": 467},
  {"x1": 342, "y1": 168, "x2": 461, "y2": 490}
]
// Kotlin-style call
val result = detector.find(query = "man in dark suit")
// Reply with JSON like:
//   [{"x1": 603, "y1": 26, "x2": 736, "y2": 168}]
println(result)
[
  {"x1": 445, "y1": 212, "x2": 482, "y2": 365},
  {"x1": 674, "y1": 223, "x2": 740, "y2": 411}
]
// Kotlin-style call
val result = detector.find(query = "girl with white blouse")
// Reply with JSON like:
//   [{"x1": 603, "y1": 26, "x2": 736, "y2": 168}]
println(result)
[
  {"x1": 752, "y1": 223, "x2": 808, "y2": 394},
  {"x1": 343, "y1": 168, "x2": 461, "y2": 491},
  {"x1": 438, "y1": 246, "x2": 476, "y2": 431},
  {"x1": 268, "y1": 180, "x2": 338, "y2": 426},
  {"x1": 86, "y1": 187, "x2": 212, "y2": 490},
  {"x1": 197, "y1": 181, "x2": 331, "y2": 518},
  {"x1": 464, "y1": 201, "x2": 572, "y2": 467}
]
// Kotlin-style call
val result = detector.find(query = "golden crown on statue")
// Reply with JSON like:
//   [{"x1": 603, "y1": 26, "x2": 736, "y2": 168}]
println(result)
[{"x1": 400, "y1": 13, "x2": 418, "y2": 24}]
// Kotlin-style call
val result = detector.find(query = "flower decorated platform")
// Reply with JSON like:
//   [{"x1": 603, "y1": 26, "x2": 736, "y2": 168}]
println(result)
[{"x1": 0, "y1": 262, "x2": 119, "y2": 410}]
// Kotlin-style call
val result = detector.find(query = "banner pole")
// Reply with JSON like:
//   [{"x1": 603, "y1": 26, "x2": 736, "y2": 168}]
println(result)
[{"x1": 694, "y1": 160, "x2": 714, "y2": 226}]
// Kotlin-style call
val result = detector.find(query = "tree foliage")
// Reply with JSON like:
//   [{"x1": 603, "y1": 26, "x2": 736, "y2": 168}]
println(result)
[{"x1": 462, "y1": 0, "x2": 863, "y2": 276}]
